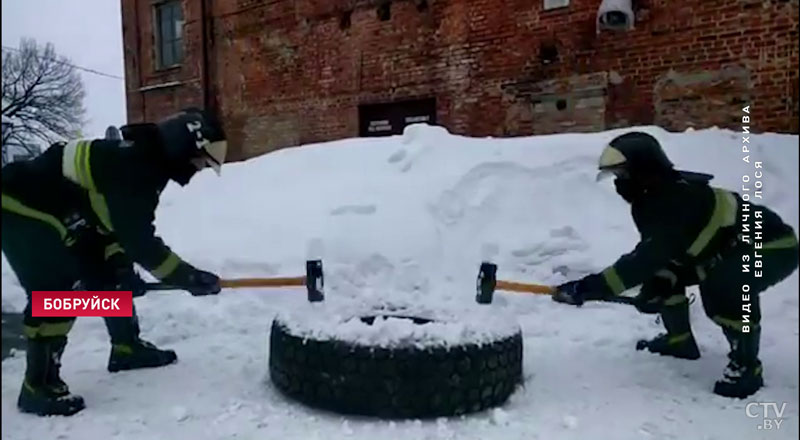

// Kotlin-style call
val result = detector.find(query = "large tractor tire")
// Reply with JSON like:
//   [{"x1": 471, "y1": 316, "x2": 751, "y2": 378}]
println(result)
[{"x1": 269, "y1": 303, "x2": 523, "y2": 419}]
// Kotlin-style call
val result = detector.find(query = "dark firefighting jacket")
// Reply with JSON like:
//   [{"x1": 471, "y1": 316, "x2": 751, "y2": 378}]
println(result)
[
  {"x1": 588, "y1": 178, "x2": 798, "y2": 296},
  {"x1": 1, "y1": 138, "x2": 185, "y2": 281}
]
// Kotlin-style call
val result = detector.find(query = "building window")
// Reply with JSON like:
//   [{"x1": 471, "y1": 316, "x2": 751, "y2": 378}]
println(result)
[
  {"x1": 155, "y1": 1, "x2": 184, "y2": 69},
  {"x1": 543, "y1": 0, "x2": 569, "y2": 10}
]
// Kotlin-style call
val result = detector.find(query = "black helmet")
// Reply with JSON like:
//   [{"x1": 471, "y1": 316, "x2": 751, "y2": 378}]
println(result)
[
  {"x1": 597, "y1": 132, "x2": 675, "y2": 181},
  {"x1": 156, "y1": 107, "x2": 227, "y2": 186}
]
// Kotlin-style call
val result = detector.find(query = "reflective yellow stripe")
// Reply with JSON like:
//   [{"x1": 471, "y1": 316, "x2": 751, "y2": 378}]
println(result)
[
  {"x1": 602, "y1": 267, "x2": 626, "y2": 294},
  {"x1": 62, "y1": 140, "x2": 96, "y2": 190},
  {"x1": 89, "y1": 191, "x2": 113, "y2": 231},
  {"x1": 23, "y1": 381, "x2": 37, "y2": 394},
  {"x1": 65, "y1": 141, "x2": 112, "y2": 232},
  {"x1": 688, "y1": 188, "x2": 738, "y2": 256},
  {"x1": 763, "y1": 234, "x2": 798, "y2": 250},
  {"x1": 62, "y1": 140, "x2": 80, "y2": 184},
  {"x1": 664, "y1": 294, "x2": 687, "y2": 306},
  {"x1": 112, "y1": 344, "x2": 134, "y2": 355},
  {"x1": 75, "y1": 140, "x2": 88, "y2": 187},
  {"x1": 104, "y1": 243, "x2": 124, "y2": 260},
  {"x1": 151, "y1": 252, "x2": 181, "y2": 279},
  {"x1": 82, "y1": 141, "x2": 96, "y2": 191},
  {"x1": 713, "y1": 316, "x2": 759, "y2": 332},
  {"x1": 74, "y1": 140, "x2": 85, "y2": 184},
  {"x1": 76, "y1": 140, "x2": 96, "y2": 191},
  {"x1": 667, "y1": 332, "x2": 691, "y2": 345},
  {"x1": 23, "y1": 321, "x2": 75, "y2": 338},
  {"x1": 1, "y1": 194, "x2": 68, "y2": 240}
]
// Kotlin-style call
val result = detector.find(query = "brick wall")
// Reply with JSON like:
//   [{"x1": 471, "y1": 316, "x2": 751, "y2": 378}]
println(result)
[
  {"x1": 122, "y1": 0, "x2": 799, "y2": 160},
  {"x1": 122, "y1": 0, "x2": 204, "y2": 122}
]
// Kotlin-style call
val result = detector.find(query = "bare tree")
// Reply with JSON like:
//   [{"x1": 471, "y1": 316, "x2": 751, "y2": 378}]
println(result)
[{"x1": 2, "y1": 38, "x2": 86, "y2": 163}]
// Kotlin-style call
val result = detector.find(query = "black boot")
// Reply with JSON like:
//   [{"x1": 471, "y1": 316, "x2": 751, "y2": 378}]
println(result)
[
  {"x1": 636, "y1": 296, "x2": 700, "y2": 360},
  {"x1": 105, "y1": 308, "x2": 177, "y2": 373},
  {"x1": 714, "y1": 327, "x2": 763, "y2": 398},
  {"x1": 17, "y1": 337, "x2": 85, "y2": 416}
]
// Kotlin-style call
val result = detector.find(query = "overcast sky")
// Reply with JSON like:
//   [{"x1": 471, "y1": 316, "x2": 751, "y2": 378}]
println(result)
[{"x1": 2, "y1": 0, "x2": 127, "y2": 139}]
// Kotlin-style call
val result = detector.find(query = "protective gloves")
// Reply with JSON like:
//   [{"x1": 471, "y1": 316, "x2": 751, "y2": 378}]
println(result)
[
  {"x1": 162, "y1": 263, "x2": 221, "y2": 296},
  {"x1": 552, "y1": 279, "x2": 586, "y2": 306},
  {"x1": 551, "y1": 274, "x2": 610, "y2": 306},
  {"x1": 112, "y1": 265, "x2": 148, "y2": 297},
  {"x1": 631, "y1": 280, "x2": 668, "y2": 314}
]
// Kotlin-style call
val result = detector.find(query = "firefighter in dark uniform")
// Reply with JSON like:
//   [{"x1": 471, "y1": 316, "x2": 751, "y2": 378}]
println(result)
[
  {"x1": 1, "y1": 108, "x2": 228, "y2": 416},
  {"x1": 553, "y1": 132, "x2": 799, "y2": 399}
]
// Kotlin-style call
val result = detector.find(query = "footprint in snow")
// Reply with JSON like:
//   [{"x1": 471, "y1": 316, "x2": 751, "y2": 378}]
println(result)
[
  {"x1": 512, "y1": 234, "x2": 585, "y2": 261},
  {"x1": 552, "y1": 265, "x2": 570, "y2": 277},
  {"x1": 387, "y1": 148, "x2": 407, "y2": 163},
  {"x1": 172, "y1": 406, "x2": 191, "y2": 422},
  {"x1": 330, "y1": 204, "x2": 377, "y2": 216},
  {"x1": 562, "y1": 415, "x2": 578, "y2": 429},
  {"x1": 593, "y1": 337, "x2": 614, "y2": 347},
  {"x1": 549, "y1": 225, "x2": 578, "y2": 239},
  {"x1": 221, "y1": 260, "x2": 280, "y2": 277},
  {"x1": 510, "y1": 244, "x2": 543, "y2": 258}
]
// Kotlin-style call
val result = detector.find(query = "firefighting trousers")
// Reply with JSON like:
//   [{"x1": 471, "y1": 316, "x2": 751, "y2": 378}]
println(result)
[
  {"x1": 641, "y1": 235, "x2": 799, "y2": 330},
  {"x1": 2, "y1": 209, "x2": 80, "y2": 339}
]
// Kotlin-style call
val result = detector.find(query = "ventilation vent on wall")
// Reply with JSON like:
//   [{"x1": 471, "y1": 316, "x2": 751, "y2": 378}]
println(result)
[{"x1": 597, "y1": 0, "x2": 635, "y2": 33}]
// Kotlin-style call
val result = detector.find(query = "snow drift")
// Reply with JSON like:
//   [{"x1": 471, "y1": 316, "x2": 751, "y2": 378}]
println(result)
[{"x1": 2, "y1": 124, "x2": 798, "y2": 440}]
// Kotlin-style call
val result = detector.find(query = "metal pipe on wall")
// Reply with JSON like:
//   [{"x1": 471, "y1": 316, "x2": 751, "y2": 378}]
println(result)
[
  {"x1": 134, "y1": 0, "x2": 146, "y2": 122},
  {"x1": 201, "y1": 0, "x2": 212, "y2": 111}
]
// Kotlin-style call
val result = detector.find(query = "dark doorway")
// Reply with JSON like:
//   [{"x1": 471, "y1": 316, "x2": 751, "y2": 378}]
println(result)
[{"x1": 358, "y1": 98, "x2": 437, "y2": 137}]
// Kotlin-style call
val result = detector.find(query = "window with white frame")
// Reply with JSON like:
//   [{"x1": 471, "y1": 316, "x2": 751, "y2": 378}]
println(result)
[
  {"x1": 155, "y1": 1, "x2": 184, "y2": 69},
  {"x1": 543, "y1": 0, "x2": 570, "y2": 10}
]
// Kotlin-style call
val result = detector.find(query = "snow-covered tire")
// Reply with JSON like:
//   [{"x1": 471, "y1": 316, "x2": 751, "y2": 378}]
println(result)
[{"x1": 268, "y1": 304, "x2": 523, "y2": 418}]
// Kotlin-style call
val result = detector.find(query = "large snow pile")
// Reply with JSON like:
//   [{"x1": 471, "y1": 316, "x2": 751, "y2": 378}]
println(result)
[{"x1": 2, "y1": 125, "x2": 798, "y2": 440}]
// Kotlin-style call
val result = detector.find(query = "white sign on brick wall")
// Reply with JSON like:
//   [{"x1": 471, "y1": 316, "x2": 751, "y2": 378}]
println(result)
[{"x1": 544, "y1": 0, "x2": 569, "y2": 10}]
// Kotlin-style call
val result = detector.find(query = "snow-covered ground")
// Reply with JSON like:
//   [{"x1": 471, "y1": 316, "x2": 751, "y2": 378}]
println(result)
[{"x1": 2, "y1": 124, "x2": 798, "y2": 440}]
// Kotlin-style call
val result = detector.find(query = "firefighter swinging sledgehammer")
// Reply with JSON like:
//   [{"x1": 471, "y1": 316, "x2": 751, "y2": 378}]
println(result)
[
  {"x1": 1, "y1": 108, "x2": 227, "y2": 416},
  {"x1": 552, "y1": 132, "x2": 799, "y2": 399}
]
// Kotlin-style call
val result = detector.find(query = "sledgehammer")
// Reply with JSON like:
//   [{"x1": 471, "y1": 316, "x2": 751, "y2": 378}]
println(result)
[
  {"x1": 145, "y1": 259, "x2": 325, "y2": 302},
  {"x1": 475, "y1": 262, "x2": 635, "y2": 306}
]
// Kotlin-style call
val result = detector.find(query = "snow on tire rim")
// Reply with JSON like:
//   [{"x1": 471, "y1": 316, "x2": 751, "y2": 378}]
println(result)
[{"x1": 269, "y1": 301, "x2": 524, "y2": 418}]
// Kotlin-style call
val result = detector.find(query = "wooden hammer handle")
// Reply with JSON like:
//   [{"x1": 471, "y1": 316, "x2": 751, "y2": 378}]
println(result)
[
  {"x1": 495, "y1": 280, "x2": 555, "y2": 295},
  {"x1": 220, "y1": 276, "x2": 306, "y2": 288}
]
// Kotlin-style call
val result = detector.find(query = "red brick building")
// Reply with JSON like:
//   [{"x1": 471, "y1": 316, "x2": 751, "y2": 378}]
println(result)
[{"x1": 121, "y1": 0, "x2": 799, "y2": 160}]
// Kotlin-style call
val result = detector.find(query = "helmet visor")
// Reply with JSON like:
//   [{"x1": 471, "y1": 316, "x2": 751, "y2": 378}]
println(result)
[
  {"x1": 203, "y1": 140, "x2": 227, "y2": 175},
  {"x1": 190, "y1": 140, "x2": 228, "y2": 175},
  {"x1": 596, "y1": 164, "x2": 630, "y2": 182}
]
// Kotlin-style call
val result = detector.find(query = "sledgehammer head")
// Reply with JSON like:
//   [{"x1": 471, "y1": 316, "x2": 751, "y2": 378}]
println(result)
[
  {"x1": 305, "y1": 260, "x2": 324, "y2": 302},
  {"x1": 476, "y1": 262, "x2": 497, "y2": 304}
]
